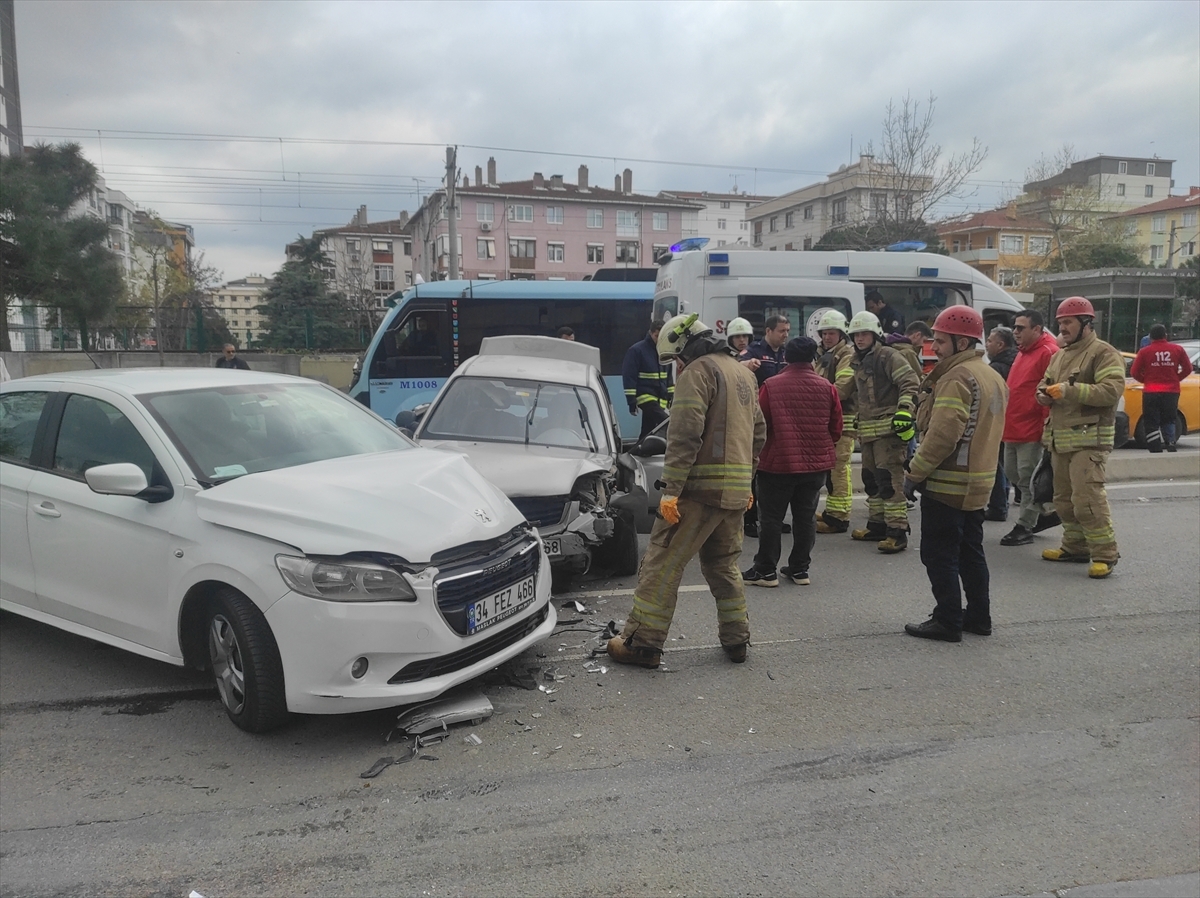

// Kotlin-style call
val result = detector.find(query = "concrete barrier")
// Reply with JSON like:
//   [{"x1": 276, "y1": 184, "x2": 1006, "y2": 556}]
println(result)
[{"x1": 0, "y1": 351, "x2": 362, "y2": 382}]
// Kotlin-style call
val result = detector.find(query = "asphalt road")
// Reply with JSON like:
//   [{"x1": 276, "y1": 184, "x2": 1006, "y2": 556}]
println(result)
[{"x1": 1, "y1": 479, "x2": 1197, "y2": 898}]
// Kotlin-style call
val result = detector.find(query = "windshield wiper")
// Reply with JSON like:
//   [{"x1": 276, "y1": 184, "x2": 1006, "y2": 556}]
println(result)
[
  {"x1": 574, "y1": 388, "x2": 598, "y2": 452},
  {"x1": 524, "y1": 384, "x2": 542, "y2": 446}
]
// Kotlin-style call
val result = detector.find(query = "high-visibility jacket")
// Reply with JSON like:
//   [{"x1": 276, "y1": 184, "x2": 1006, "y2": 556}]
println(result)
[
  {"x1": 909, "y1": 348, "x2": 1008, "y2": 511},
  {"x1": 621, "y1": 334, "x2": 673, "y2": 412},
  {"x1": 1042, "y1": 330, "x2": 1125, "y2": 451},
  {"x1": 816, "y1": 338, "x2": 857, "y2": 420},
  {"x1": 850, "y1": 342, "x2": 920, "y2": 442},
  {"x1": 662, "y1": 350, "x2": 766, "y2": 510}
]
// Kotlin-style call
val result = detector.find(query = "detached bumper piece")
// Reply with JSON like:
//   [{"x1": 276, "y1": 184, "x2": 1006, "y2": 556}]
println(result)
[{"x1": 387, "y1": 606, "x2": 549, "y2": 684}]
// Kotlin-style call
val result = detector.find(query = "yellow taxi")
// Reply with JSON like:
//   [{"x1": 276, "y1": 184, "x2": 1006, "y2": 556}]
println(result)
[{"x1": 1116, "y1": 348, "x2": 1199, "y2": 448}]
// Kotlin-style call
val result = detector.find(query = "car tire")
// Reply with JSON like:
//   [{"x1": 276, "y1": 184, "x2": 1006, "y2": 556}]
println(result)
[
  {"x1": 608, "y1": 514, "x2": 642, "y2": 577},
  {"x1": 206, "y1": 586, "x2": 289, "y2": 733}
]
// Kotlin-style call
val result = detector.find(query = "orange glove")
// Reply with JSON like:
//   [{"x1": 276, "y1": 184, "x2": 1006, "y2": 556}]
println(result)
[
  {"x1": 1045, "y1": 383, "x2": 1065, "y2": 400},
  {"x1": 659, "y1": 496, "x2": 680, "y2": 525},
  {"x1": 746, "y1": 495, "x2": 755, "y2": 511}
]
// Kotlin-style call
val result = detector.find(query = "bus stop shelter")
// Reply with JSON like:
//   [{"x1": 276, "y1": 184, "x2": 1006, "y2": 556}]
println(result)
[{"x1": 1031, "y1": 268, "x2": 1197, "y2": 351}]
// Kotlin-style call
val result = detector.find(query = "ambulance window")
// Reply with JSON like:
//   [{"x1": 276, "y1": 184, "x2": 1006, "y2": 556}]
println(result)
[
  {"x1": 737, "y1": 295, "x2": 852, "y2": 340},
  {"x1": 653, "y1": 295, "x2": 678, "y2": 322},
  {"x1": 858, "y1": 283, "x2": 970, "y2": 337}
]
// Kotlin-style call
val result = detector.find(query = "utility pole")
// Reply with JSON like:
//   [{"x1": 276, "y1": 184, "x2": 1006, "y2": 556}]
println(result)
[
  {"x1": 446, "y1": 146, "x2": 459, "y2": 280},
  {"x1": 1167, "y1": 221, "x2": 1177, "y2": 269}
]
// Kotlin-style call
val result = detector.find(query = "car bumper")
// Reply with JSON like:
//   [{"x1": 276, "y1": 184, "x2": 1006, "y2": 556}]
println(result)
[{"x1": 264, "y1": 557, "x2": 555, "y2": 715}]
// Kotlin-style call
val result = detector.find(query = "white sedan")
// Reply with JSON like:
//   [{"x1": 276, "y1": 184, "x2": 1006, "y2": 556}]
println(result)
[{"x1": 0, "y1": 368, "x2": 555, "y2": 732}]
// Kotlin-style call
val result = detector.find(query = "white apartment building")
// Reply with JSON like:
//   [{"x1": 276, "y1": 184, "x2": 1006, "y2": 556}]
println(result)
[
  {"x1": 1019, "y1": 155, "x2": 1176, "y2": 218},
  {"x1": 746, "y1": 154, "x2": 930, "y2": 251},
  {"x1": 209, "y1": 276, "x2": 270, "y2": 347},
  {"x1": 656, "y1": 190, "x2": 769, "y2": 248},
  {"x1": 288, "y1": 207, "x2": 414, "y2": 310}
]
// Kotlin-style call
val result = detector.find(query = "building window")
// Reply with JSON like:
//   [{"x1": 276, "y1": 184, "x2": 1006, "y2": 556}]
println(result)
[
  {"x1": 346, "y1": 238, "x2": 360, "y2": 253},
  {"x1": 1000, "y1": 234, "x2": 1024, "y2": 254},
  {"x1": 509, "y1": 238, "x2": 535, "y2": 259},
  {"x1": 373, "y1": 239, "x2": 392, "y2": 252},
  {"x1": 769, "y1": 216, "x2": 778, "y2": 232},
  {"x1": 1124, "y1": 220, "x2": 1139, "y2": 238},
  {"x1": 616, "y1": 241, "x2": 639, "y2": 263},
  {"x1": 587, "y1": 209, "x2": 603, "y2": 228},
  {"x1": 1149, "y1": 245, "x2": 1164, "y2": 262},
  {"x1": 1145, "y1": 185, "x2": 1154, "y2": 198},
  {"x1": 1181, "y1": 241, "x2": 1196, "y2": 256},
  {"x1": 871, "y1": 194, "x2": 888, "y2": 219},
  {"x1": 509, "y1": 204, "x2": 533, "y2": 222},
  {"x1": 985, "y1": 235, "x2": 995, "y2": 249},
  {"x1": 720, "y1": 201, "x2": 730, "y2": 209},
  {"x1": 617, "y1": 210, "x2": 639, "y2": 236},
  {"x1": 740, "y1": 221, "x2": 747, "y2": 230},
  {"x1": 1118, "y1": 161, "x2": 1128, "y2": 174},
  {"x1": 586, "y1": 243, "x2": 604, "y2": 263},
  {"x1": 717, "y1": 218, "x2": 727, "y2": 230},
  {"x1": 652, "y1": 211, "x2": 668, "y2": 231},
  {"x1": 803, "y1": 205, "x2": 813, "y2": 220},
  {"x1": 546, "y1": 206, "x2": 563, "y2": 224},
  {"x1": 753, "y1": 220, "x2": 763, "y2": 246},
  {"x1": 1182, "y1": 211, "x2": 1196, "y2": 228},
  {"x1": 831, "y1": 199, "x2": 847, "y2": 225},
  {"x1": 1116, "y1": 183, "x2": 1126, "y2": 196},
  {"x1": 402, "y1": 239, "x2": 412, "y2": 256},
  {"x1": 803, "y1": 236, "x2": 813, "y2": 250},
  {"x1": 785, "y1": 212, "x2": 795, "y2": 228},
  {"x1": 1028, "y1": 236, "x2": 1051, "y2": 255},
  {"x1": 1147, "y1": 162, "x2": 1156, "y2": 176},
  {"x1": 547, "y1": 242, "x2": 564, "y2": 262},
  {"x1": 477, "y1": 202, "x2": 495, "y2": 223},
  {"x1": 374, "y1": 265, "x2": 394, "y2": 291},
  {"x1": 405, "y1": 271, "x2": 414, "y2": 286},
  {"x1": 477, "y1": 237, "x2": 496, "y2": 260},
  {"x1": 998, "y1": 270, "x2": 1023, "y2": 288},
  {"x1": 952, "y1": 239, "x2": 961, "y2": 253},
  {"x1": 652, "y1": 244, "x2": 669, "y2": 262},
  {"x1": 1152, "y1": 215, "x2": 1166, "y2": 233}
]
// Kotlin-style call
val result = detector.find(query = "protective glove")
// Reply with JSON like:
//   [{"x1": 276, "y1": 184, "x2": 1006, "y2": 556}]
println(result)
[
  {"x1": 746, "y1": 494, "x2": 755, "y2": 512},
  {"x1": 903, "y1": 477, "x2": 921, "y2": 503},
  {"x1": 1044, "y1": 383, "x2": 1065, "y2": 400},
  {"x1": 628, "y1": 402, "x2": 639, "y2": 415},
  {"x1": 659, "y1": 495, "x2": 680, "y2": 525},
  {"x1": 891, "y1": 408, "x2": 916, "y2": 441}
]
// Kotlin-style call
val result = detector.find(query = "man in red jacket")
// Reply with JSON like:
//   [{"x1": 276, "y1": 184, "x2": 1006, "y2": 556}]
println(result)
[
  {"x1": 999, "y1": 309, "x2": 1060, "y2": 546},
  {"x1": 742, "y1": 337, "x2": 843, "y2": 587},
  {"x1": 1132, "y1": 324, "x2": 1194, "y2": 452}
]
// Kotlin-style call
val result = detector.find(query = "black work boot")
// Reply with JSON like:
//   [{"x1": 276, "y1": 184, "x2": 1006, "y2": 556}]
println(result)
[
  {"x1": 877, "y1": 528, "x2": 908, "y2": 553},
  {"x1": 722, "y1": 642, "x2": 748, "y2": 663},
  {"x1": 904, "y1": 618, "x2": 962, "y2": 642},
  {"x1": 816, "y1": 512, "x2": 849, "y2": 534},
  {"x1": 851, "y1": 521, "x2": 887, "y2": 541}
]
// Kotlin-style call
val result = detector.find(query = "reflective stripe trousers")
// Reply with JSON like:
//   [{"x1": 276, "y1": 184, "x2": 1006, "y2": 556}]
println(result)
[
  {"x1": 820, "y1": 431, "x2": 856, "y2": 522},
  {"x1": 860, "y1": 435, "x2": 909, "y2": 529},
  {"x1": 1051, "y1": 448, "x2": 1119, "y2": 563},
  {"x1": 620, "y1": 497, "x2": 750, "y2": 652}
]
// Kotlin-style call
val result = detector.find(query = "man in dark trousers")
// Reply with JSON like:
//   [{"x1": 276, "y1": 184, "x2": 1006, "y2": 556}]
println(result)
[
  {"x1": 1131, "y1": 324, "x2": 1193, "y2": 452},
  {"x1": 742, "y1": 337, "x2": 842, "y2": 588},
  {"x1": 622, "y1": 320, "x2": 672, "y2": 441},
  {"x1": 215, "y1": 344, "x2": 250, "y2": 370}
]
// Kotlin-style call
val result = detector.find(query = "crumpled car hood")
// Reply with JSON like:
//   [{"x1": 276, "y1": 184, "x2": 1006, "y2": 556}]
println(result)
[
  {"x1": 193, "y1": 450, "x2": 523, "y2": 560},
  {"x1": 418, "y1": 439, "x2": 611, "y2": 497}
]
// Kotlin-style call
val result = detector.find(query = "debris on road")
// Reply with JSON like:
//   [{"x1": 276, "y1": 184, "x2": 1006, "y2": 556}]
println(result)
[
  {"x1": 464, "y1": 733, "x2": 483, "y2": 746},
  {"x1": 359, "y1": 756, "x2": 396, "y2": 779},
  {"x1": 387, "y1": 689, "x2": 494, "y2": 744}
]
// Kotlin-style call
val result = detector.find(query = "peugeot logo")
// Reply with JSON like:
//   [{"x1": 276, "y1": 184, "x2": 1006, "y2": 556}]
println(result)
[{"x1": 473, "y1": 508, "x2": 492, "y2": 524}]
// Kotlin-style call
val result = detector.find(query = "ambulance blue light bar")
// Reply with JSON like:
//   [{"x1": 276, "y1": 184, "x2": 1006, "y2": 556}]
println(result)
[
  {"x1": 918, "y1": 267, "x2": 939, "y2": 277},
  {"x1": 670, "y1": 237, "x2": 710, "y2": 253},
  {"x1": 828, "y1": 265, "x2": 850, "y2": 276}
]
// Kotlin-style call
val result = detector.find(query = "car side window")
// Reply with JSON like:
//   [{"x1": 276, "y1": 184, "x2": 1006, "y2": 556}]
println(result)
[
  {"x1": 0, "y1": 391, "x2": 50, "y2": 465},
  {"x1": 52, "y1": 394, "x2": 157, "y2": 481}
]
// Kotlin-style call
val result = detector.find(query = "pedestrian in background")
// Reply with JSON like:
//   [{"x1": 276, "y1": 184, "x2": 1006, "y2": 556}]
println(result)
[
  {"x1": 622, "y1": 320, "x2": 672, "y2": 442},
  {"x1": 743, "y1": 337, "x2": 842, "y2": 588},
  {"x1": 984, "y1": 325, "x2": 1018, "y2": 522},
  {"x1": 904, "y1": 306, "x2": 1007, "y2": 643},
  {"x1": 1131, "y1": 324, "x2": 1193, "y2": 452},
  {"x1": 1000, "y1": 309, "x2": 1061, "y2": 546},
  {"x1": 557, "y1": 326, "x2": 575, "y2": 341},
  {"x1": 865, "y1": 291, "x2": 904, "y2": 335},
  {"x1": 608, "y1": 315, "x2": 765, "y2": 668},
  {"x1": 215, "y1": 344, "x2": 250, "y2": 370},
  {"x1": 905, "y1": 321, "x2": 934, "y2": 371},
  {"x1": 1038, "y1": 297, "x2": 1125, "y2": 579}
]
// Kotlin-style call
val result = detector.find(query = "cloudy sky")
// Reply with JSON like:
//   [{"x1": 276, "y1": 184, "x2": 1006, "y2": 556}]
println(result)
[{"x1": 15, "y1": 0, "x2": 1200, "y2": 283}]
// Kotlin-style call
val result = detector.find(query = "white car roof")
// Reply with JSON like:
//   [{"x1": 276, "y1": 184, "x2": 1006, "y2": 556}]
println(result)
[
  {"x1": 454, "y1": 353, "x2": 598, "y2": 389},
  {"x1": 479, "y1": 335, "x2": 602, "y2": 369},
  {"x1": 1, "y1": 367, "x2": 307, "y2": 396}
]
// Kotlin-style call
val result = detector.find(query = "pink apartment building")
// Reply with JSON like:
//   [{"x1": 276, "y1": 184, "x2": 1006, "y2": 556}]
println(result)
[{"x1": 409, "y1": 158, "x2": 702, "y2": 282}]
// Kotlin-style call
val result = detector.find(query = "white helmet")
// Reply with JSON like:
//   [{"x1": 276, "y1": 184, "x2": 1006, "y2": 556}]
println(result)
[
  {"x1": 817, "y1": 309, "x2": 849, "y2": 334},
  {"x1": 657, "y1": 313, "x2": 713, "y2": 362},
  {"x1": 847, "y1": 310, "x2": 883, "y2": 337},
  {"x1": 726, "y1": 317, "x2": 754, "y2": 339}
]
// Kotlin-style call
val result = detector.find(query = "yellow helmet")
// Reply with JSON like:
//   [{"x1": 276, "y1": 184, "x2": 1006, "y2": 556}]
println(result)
[
  {"x1": 847, "y1": 310, "x2": 883, "y2": 337},
  {"x1": 726, "y1": 317, "x2": 754, "y2": 339},
  {"x1": 657, "y1": 313, "x2": 713, "y2": 362},
  {"x1": 817, "y1": 309, "x2": 849, "y2": 333}
]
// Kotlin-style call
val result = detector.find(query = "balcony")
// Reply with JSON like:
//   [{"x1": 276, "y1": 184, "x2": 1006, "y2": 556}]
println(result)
[
  {"x1": 950, "y1": 249, "x2": 999, "y2": 264},
  {"x1": 509, "y1": 256, "x2": 535, "y2": 270}
]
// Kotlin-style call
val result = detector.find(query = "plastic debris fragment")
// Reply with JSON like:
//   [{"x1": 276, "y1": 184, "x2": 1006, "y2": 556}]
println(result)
[
  {"x1": 360, "y1": 757, "x2": 396, "y2": 779},
  {"x1": 464, "y1": 733, "x2": 483, "y2": 746}
]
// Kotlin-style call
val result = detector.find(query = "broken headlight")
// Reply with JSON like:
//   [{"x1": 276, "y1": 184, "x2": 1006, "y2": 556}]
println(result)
[{"x1": 275, "y1": 555, "x2": 417, "y2": 602}]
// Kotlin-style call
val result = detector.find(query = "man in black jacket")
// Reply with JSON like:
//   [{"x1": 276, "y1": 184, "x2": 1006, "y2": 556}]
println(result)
[
  {"x1": 622, "y1": 321, "x2": 672, "y2": 441},
  {"x1": 215, "y1": 344, "x2": 250, "y2": 370}
]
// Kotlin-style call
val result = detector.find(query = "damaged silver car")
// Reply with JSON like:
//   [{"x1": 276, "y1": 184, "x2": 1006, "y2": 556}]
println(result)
[{"x1": 410, "y1": 336, "x2": 644, "y2": 577}]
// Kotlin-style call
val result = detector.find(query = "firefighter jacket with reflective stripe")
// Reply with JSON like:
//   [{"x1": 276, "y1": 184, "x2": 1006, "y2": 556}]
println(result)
[
  {"x1": 909, "y1": 348, "x2": 1008, "y2": 511},
  {"x1": 850, "y1": 342, "x2": 921, "y2": 442},
  {"x1": 1042, "y1": 331, "x2": 1125, "y2": 451},
  {"x1": 662, "y1": 350, "x2": 766, "y2": 510},
  {"x1": 816, "y1": 338, "x2": 857, "y2": 419},
  {"x1": 622, "y1": 334, "x2": 673, "y2": 411}
]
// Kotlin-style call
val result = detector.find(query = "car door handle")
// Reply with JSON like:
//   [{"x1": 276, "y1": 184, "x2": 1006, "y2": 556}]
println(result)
[{"x1": 34, "y1": 503, "x2": 61, "y2": 518}]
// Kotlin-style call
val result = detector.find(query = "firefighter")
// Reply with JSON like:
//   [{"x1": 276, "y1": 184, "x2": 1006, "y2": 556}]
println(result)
[
  {"x1": 903, "y1": 306, "x2": 1008, "y2": 642},
  {"x1": 608, "y1": 314, "x2": 766, "y2": 668},
  {"x1": 726, "y1": 317, "x2": 755, "y2": 363},
  {"x1": 622, "y1": 320, "x2": 673, "y2": 442},
  {"x1": 847, "y1": 310, "x2": 921, "y2": 553},
  {"x1": 1037, "y1": 296, "x2": 1126, "y2": 579},
  {"x1": 814, "y1": 309, "x2": 857, "y2": 533}
]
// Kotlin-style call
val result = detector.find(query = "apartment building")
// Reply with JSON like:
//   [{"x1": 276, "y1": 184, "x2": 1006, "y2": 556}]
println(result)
[
  {"x1": 408, "y1": 158, "x2": 702, "y2": 281},
  {"x1": 287, "y1": 208, "x2": 413, "y2": 308},
  {"x1": 209, "y1": 276, "x2": 270, "y2": 347},
  {"x1": 1109, "y1": 187, "x2": 1200, "y2": 268},
  {"x1": 937, "y1": 207, "x2": 1058, "y2": 297},
  {"x1": 656, "y1": 190, "x2": 768, "y2": 247},
  {"x1": 70, "y1": 176, "x2": 138, "y2": 277},
  {"x1": 1019, "y1": 155, "x2": 1175, "y2": 218},
  {"x1": 746, "y1": 154, "x2": 931, "y2": 251}
]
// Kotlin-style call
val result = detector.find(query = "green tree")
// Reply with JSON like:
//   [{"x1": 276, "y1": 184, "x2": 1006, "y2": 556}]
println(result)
[
  {"x1": 259, "y1": 236, "x2": 355, "y2": 350},
  {"x1": 0, "y1": 143, "x2": 124, "y2": 351},
  {"x1": 813, "y1": 218, "x2": 947, "y2": 253}
]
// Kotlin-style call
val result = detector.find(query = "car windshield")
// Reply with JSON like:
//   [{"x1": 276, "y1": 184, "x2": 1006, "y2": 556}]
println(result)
[
  {"x1": 140, "y1": 382, "x2": 412, "y2": 485},
  {"x1": 421, "y1": 376, "x2": 609, "y2": 453}
]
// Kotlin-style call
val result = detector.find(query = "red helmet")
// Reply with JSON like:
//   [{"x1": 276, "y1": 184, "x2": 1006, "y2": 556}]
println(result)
[
  {"x1": 932, "y1": 305, "x2": 984, "y2": 342},
  {"x1": 1056, "y1": 296, "x2": 1095, "y2": 319}
]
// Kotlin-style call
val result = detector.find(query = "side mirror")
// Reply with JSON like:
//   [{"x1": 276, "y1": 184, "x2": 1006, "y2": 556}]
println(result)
[
  {"x1": 412, "y1": 402, "x2": 431, "y2": 420},
  {"x1": 395, "y1": 409, "x2": 416, "y2": 429},
  {"x1": 84, "y1": 463, "x2": 149, "y2": 497},
  {"x1": 632, "y1": 434, "x2": 667, "y2": 457}
]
